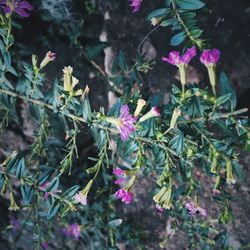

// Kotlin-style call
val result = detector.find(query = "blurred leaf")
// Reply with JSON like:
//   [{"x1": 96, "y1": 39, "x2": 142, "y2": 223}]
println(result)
[
  {"x1": 176, "y1": 0, "x2": 205, "y2": 10},
  {"x1": 85, "y1": 42, "x2": 109, "y2": 60},
  {"x1": 218, "y1": 72, "x2": 237, "y2": 111},
  {"x1": 147, "y1": 8, "x2": 170, "y2": 20},
  {"x1": 170, "y1": 32, "x2": 186, "y2": 46},
  {"x1": 47, "y1": 200, "x2": 60, "y2": 219},
  {"x1": 108, "y1": 219, "x2": 122, "y2": 228}
]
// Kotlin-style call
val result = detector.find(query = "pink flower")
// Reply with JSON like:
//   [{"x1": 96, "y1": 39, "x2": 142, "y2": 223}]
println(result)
[
  {"x1": 200, "y1": 49, "x2": 221, "y2": 65},
  {"x1": 62, "y1": 223, "x2": 81, "y2": 240},
  {"x1": 185, "y1": 201, "x2": 207, "y2": 217},
  {"x1": 197, "y1": 207, "x2": 207, "y2": 217},
  {"x1": 118, "y1": 105, "x2": 136, "y2": 141},
  {"x1": 212, "y1": 189, "x2": 221, "y2": 195},
  {"x1": 113, "y1": 168, "x2": 124, "y2": 176},
  {"x1": 185, "y1": 202, "x2": 197, "y2": 215},
  {"x1": 0, "y1": 0, "x2": 33, "y2": 17},
  {"x1": 155, "y1": 204, "x2": 164, "y2": 213},
  {"x1": 162, "y1": 46, "x2": 196, "y2": 66},
  {"x1": 151, "y1": 107, "x2": 161, "y2": 116},
  {"x1": 114, "y1": 178, "x2": 126, "y2": 185},
  {"x1": 75, "y1": 193, "x2": 87, "y2": 205},
  {"x1": 115, "y1": 188, "x2": 133, "y2": 204},
  {"x1": 129, "y1": 0, "x2": 142, "y2": 13}
]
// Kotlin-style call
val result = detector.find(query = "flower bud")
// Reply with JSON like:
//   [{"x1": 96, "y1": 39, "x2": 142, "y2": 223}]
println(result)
[
  {"x1": 226, "y1": 161, "x2": 236, "y2": 185},
  {"x1": 63, "y1": 66, "x2": 73, "y2": 92},
  {"x1": 40, "y1": 51, "x2": 56, "y2": 69},
  {"x1": 139, "y1": 107, "x2": 160, "y2": 123},
  {"x1": 134, "y1": 99, "x2": 146, "y2": 117},
  {"x1": 8, "y1": 192, "x2": 19, "y2": 211},
  {"x1": 169, "y1": 108, "x2": 181, "y2": 130}
]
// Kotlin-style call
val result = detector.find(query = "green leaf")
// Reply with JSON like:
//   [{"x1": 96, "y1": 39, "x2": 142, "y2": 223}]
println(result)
[
  {"x1": 147, "y1": 8, "x2": 170, "y2": 20},
  {"x1": 176, "y1": 0, "x2": 205, "y2": 10},
  {"x1": 218, "y1": 72, "x2": 237, "y2": 111},
  {"x1": 15, "y1": 157, "x2": 25, "y2": 179},
  {"x1": 108, "y1": 219, "x2": 122, "y2": 228},
  {"x1": 20, "y1": 184, "x2": 34, "y2": 205},
  {"x1": 45, "y1": 80, "x2": 61, "y2": 108},
  {"x1": 61, "y1": 185, "x2": 80, "y2": 199},
  {"x1": 0, "y1": 174, "x2": 5, "y2": 191},
  {"x1": 45, "y1": 177, "x2": 59, "y2": 192},
  {"x1": 215, "y1": 93, "x2": 232, "y2": 107},
  {"x1": 170, "y1": 32, "x2": 186, "y2": 46},
  {"x1": 170, "y1": 132, "x2": 184, "y2": 155},
  {"x1": 47, "y1": 200, "x2": 60, "y2": 219},
  {"x1": 85, "y1": 42, "x2": 109, "y2": 60},
  {"x1": 118, "y1": 51, "x2": 128, "y2": 71}
]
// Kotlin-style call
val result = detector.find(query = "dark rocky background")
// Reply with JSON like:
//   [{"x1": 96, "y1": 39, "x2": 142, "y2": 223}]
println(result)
[{"x1": 0, "y1": 0, "x2": 250, "y2": 249}]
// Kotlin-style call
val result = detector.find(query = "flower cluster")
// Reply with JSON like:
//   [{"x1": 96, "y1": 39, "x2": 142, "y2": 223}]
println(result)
[
  {"x1": 115, "y1": 188, "x2": 133, "y2": 204},
  {"x1": 63, "y1": 66, "x2": 83, "y2": 97},
  {"x1": 0, "y1": 0, "x2": 33, "y2": 17},
  {"x1": 162, "y1": 47, "x2": 221, "y2": 95}
]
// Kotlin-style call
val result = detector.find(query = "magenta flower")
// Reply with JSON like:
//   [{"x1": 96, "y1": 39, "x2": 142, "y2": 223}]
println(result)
[
  {"x1": 118, "y1": 104, "x2": 136, "y2": 141},
  {"x1": 200, "y1": 49, "x2": 221, "y2": 66},
  {"x1": 0, "y1": 0, "x2": 33, "y2": 17},
  {"x1": 162, "y1": 46, "x2": 196, "y2": 66},
  {"x1": 62, "y1": 223, "x2": 81, "y2": 240},
  {"x1": 115, "y1": 188, "x2": 133, "y2": 204},
  {"x1": 185, "y1": 201, "x2": 207, "y2": 217},
  {"x1": 113, "y1": 168, "x2": 124, "y2": 176},
  {"x1": 129, "y1": 0, "x2": 142, "y2": 13}
]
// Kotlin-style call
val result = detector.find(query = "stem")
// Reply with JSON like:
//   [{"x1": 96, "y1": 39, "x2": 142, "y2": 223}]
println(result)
[
  {"x1": 0, "y1": 88, "x2": 87, "y2": 124},
  {"x1": 171, "y1": 0, "x2": 201, "y2": 48}
]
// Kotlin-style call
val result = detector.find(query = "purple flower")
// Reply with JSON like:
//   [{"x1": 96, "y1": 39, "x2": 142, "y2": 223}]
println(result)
[
  {"x1": 10, "y1": 217, "x2": 20, "y2": 232},
  {"x1": 115, "y1": 188, "x2": 133, "y2": 204},
  {"x1": 162, "y1": 46, "x2": 196, "y2": 66},
  {"x1": 62, "y1": 223, "x2": 81, "y2": 240},
  {"x1": 113, "y1": 168, "x2": 124, "y2": 176},
  {"x1": 129, "y1": 0, "x2": 142, "y2": 13},
  {"x1": 200, "y1": 49, "x2": 221, "y2": 65},
  {"x1": 41, "y1": 242, "x2": 49, "y2": 249},
  {"x1": 0, "y1": 0, "x2": 33, "y2": 17},
  {"x1": 118, "y1": 105, "x2": 136, "y2": 141},
  {"x1": 185, "y1": 201, "x2": 207, "y2": 218}
]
